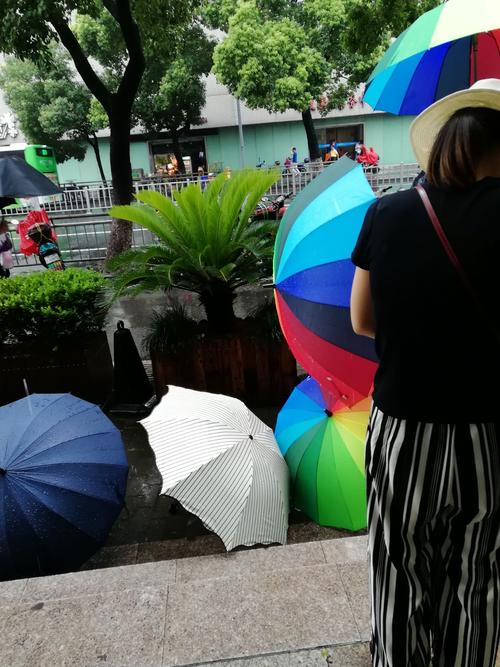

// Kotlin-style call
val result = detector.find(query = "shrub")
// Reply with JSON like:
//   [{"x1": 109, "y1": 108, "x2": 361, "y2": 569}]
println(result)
[
  {"x1": 0, "y1": 269, "x2": 108, "y2": 343},
  {"x1": 107, "y1": 169, "x2": 280, "y2": 333},
  {"x1": 143, "y1": 296, "x2": 284, "y2": 358},
  {"x1": 143, "y1": 301, "x2": 201, "y2": 356}
]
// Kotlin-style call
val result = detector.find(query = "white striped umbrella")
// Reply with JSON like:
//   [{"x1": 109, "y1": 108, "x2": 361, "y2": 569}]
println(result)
[{"x1": 141, "y1": 386, "x2": 290, "y2": 550}]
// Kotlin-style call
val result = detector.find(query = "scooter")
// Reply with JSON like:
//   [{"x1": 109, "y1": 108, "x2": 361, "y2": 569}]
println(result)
[{"x1": 251, "y1": 193, "x2": 292, "y2": 222}]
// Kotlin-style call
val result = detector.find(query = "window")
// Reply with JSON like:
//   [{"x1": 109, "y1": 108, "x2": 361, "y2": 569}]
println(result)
[{"x1": 35, "y1": 147, "x2": 54, "y2": 157}]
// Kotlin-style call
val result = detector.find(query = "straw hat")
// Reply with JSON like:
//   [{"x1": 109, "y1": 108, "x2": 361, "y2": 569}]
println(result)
[{"x1": 410, "y1": 78, "x2": 500, "y2": 172}]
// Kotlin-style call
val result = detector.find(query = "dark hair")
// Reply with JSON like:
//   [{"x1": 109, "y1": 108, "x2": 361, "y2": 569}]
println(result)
[{"x1": 427, "y1": 107, "x2": 500, "y2": 190}]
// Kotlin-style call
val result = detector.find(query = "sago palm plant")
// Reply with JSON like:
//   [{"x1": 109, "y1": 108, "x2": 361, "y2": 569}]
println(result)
[{"x1": 108, "y1": 169, "x2": 280, "y2": 332}]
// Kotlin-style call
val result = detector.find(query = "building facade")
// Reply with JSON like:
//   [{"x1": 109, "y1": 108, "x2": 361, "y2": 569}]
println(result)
[{"x1": 0, "y1": 74, "x2": 418, "y2": 184}]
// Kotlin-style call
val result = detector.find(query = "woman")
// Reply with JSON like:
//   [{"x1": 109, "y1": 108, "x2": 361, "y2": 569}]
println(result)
[
  {"x1": 0, "y1": 217, "x2": 13, "y2": 278},
  {"x1": 351, "y1": 79, "x2": 500, "y2": 666}
]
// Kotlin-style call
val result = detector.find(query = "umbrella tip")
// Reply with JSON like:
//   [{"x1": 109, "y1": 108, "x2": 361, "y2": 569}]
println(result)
[
  {"x1": 0, "y1": 468, "x2": 6, "y2": 476},
  {"x1": 248, "y1": 434, "x2": 254, "y2": 440},
  {"x1": 324, "y1": 409, "x2": 333, "y2": 418}
]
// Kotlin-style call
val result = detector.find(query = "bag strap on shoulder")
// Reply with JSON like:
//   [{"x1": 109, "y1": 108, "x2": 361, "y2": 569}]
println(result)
[{"x1": 416, "y1": 184, "x2": 500, "y2": 342}]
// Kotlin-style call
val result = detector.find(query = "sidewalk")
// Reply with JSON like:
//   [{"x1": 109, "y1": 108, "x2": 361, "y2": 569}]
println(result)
[{"x1": 0, "y1": 536, "x2": 371, "y2": 666}]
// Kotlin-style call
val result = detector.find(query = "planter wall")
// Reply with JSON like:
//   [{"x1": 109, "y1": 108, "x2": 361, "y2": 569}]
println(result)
[
  {"x1": 152, "y1": 335, "x2": 297, "y2": 407},
  {"x1": 0, "y1": 331, "x2": 113, "y2": 406}
]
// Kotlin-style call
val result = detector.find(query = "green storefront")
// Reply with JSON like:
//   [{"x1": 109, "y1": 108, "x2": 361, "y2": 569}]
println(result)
[{"x1": 56, "y1": 111, "x2": 419, "y2": 184}]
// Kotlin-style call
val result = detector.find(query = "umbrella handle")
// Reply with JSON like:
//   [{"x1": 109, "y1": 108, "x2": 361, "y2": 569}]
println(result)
[{"x1": 23, "y1": 378, "x2": 33, "y2": 415}]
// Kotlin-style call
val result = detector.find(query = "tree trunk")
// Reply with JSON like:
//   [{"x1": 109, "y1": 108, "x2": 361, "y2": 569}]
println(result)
[
  {"x1": 106, "y1": 111, "x2": 134, "y2": 258},
  {"x1": 199, "y1": 283, "x2": 237, "y2": 333},
  {"x1": 171, "y1": 134, "x2": 186, "y2": 174},
  {"x1": 52, "y1": 8, "x2": 145, "y2": 260},
  {"x1": 88, "y1": 134, "x2": 107, "y2": 187},
  {"x1": 301, "y1": 108, "x2": 322, "y2": 161}
]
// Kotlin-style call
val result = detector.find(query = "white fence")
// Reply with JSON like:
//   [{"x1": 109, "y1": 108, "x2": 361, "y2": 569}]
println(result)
[{"x1": 9, "y1": 162, "x2": 420, "y2": 268}]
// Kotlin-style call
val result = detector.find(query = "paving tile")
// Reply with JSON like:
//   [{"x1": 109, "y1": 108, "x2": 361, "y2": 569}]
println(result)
[
  {"x1": 137, "y1": 535, "x2": 226, "y2": 563},
  {"x1": 197, "y1": 642, "x2": 371, "y2": 666},
  {"x1": 0, "y1": 588, "x2": 167, "y2": 666},
  {"x1": 80, "y1": 543, "x2": 139, "y2": 570},
  {"x1": 23, "y1": 560, "x2": 176, "y2": 603},
  {"x1": 176, "y1": 541, "x2": 326, "y2": 583},
  {"x1": 163, "y1": 563, "x2": 360, "y2": 666},
  {"x1": 0, "y1": 578, "x2": 27, "y2": 606},
  {"x1": 321, "y1": 537, "x2": 368, "y2": 565},
  {"x1": 337, "y1": 562, "x2": 369, "y2": 599},
  {"x1": 348, "y1": 594, "x2": 371, "y2": 643}
]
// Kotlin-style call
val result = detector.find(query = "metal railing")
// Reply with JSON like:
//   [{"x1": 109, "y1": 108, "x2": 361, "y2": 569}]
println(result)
[{"x1": 8, "y1": 162, "x2": 420, "y2": 268}]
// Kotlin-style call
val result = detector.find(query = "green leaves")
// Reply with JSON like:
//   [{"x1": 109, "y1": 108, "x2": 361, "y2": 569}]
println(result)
[
  {"x1": 0, "y1": 269, "x2": 107, "y2": 343},
  {"x1": 213, "y1": 1, "x2": 330, "y2": 114},
  {"x1": 211, "y1": 0, "x2": 438, "y2": 120},
  {"x1": 107, "y1": 168, "x2": 280, "y2": 303},
  {"x1": 0, "y1": 43, "x2": 105, "y2": 163}
]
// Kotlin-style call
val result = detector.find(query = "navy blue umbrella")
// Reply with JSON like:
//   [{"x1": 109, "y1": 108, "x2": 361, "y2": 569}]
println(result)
[
  {"x1": 0, "y1": 394, "x2": 128, "y2": 580},
  {"x1": 0, "y1": 156, "x2": 62, "y2": 200}
]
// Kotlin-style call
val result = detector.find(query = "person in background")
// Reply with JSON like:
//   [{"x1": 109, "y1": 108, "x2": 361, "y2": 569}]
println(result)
[
  {"x1": 330, "y1": 142, "x2": 339, "y2": 161},
  {"x1": 197, "y1": 166, "x2": 208, "y2": 190},
  {"x1": 0, "y1": 217, "x2": 13, "y2": 278},
  {"x1": 27, "y1": 222, "x2": 64, "y2": 271},
  {"x1": 291, "y1": 147, "x2": 298, "y2": 164},
  {"x1": 350, "y1": 79, "x2": 500, "y2": 667}
]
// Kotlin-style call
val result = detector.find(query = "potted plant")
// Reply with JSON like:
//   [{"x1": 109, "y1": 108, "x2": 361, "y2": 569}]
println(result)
[
  {"x1": 0, "y1": 269, "x2": 112, "y2": 405},
  {"x1": 108, "y1": 170, "x2": 297, "y2": 405}
]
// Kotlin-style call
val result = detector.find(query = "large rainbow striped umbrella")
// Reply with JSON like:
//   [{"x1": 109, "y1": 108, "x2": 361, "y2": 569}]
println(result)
[
  {"x1": 364, "y1": 0, "x2": 500, "y2": 115},
  {"x1": 275, "y1": 376, "x2": 369, "y2": 530},
  {"x1": 274, "y1": 157, "x2": 378, "y2": 413}
]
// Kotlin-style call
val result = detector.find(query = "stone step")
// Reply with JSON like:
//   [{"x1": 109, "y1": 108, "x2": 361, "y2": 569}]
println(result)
[{"x1": 0, "y1": 536, "x2": 370, "y2": 667}]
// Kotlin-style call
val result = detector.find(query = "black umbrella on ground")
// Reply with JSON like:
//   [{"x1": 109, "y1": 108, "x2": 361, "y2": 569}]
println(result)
[{"x1": 0, "y1": 156, "x2": 62, "y2": 206}]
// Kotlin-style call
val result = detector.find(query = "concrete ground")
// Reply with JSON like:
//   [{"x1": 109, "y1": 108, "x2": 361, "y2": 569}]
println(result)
[
  {"x1": 0, "y1": 536, "x2": 372, "y2": 667},
  {"x1": 83, "y1": 413, "x2": 365, "y2": 571},
  {"x1": 4, "y1": 536, "x2": 500, "y2": 666}
]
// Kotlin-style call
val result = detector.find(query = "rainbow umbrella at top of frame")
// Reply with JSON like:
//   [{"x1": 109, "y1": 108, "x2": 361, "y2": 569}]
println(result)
[{"x1": 364, "y1": 0, "x2": 500, "y2": 115}]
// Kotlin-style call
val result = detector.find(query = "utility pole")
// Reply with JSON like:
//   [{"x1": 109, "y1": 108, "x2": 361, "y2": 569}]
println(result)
[{"x1": 236, "y1": 98, "x2": 245, "y2": 169}]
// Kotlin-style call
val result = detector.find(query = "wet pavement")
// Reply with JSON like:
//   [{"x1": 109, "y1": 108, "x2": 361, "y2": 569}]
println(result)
[
  {"x1": 87, "y1": 284, "x2": 364, "y2": 569},
  {"x1": 81, "y1": 412, "x2": 365, "y2": 571}
]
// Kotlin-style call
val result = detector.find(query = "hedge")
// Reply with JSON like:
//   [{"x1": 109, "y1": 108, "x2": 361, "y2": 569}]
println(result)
[{"x1": 0, "y1": 269, "x2": 108, "y2": 343}]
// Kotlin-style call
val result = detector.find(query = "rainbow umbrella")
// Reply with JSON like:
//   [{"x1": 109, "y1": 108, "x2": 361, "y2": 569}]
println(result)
[
  {"x1": 275, "y1": 376, "x2": 368, "y2": 530},
  {"x1": 364, "y1": 0, "x2": 500, "y2": 115},
  {"x1": 274, "y1": 157, "x2": 378, "y2": 413}
]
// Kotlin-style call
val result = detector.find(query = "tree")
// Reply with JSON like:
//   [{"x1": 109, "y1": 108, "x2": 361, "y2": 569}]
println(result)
[
  {"x1": 75, "y1": 14, "x2": 214, "y2": 175},
  {"x1": 0, "y1": 47, "x2": 108, "y2": 185},
  {"x1": 133, "y1": 30, "x2": 214, "y2": 172},
  {"x1": 0, "y1": 0, "x2": 199, "y2": 257},
  {"x1": 343, "y1": 0, "x2": 441, "y2": 56},
  {"x1": 212, "y1": 1, "x2": 332, "y2": 160}
]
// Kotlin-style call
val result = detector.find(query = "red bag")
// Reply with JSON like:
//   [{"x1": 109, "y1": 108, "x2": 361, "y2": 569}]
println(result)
[{"x1": 17, "y1": 209, "x2": 57, "y2": 256}]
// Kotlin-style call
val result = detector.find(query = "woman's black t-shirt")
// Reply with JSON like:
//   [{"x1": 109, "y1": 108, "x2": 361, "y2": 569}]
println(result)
[{"x1": 351, "y1": 178, "x2": 500, "y2": 423}]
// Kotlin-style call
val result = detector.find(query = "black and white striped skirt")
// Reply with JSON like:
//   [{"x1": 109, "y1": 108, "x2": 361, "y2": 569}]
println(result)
[{"x1": 366, "y1": 405, "x2": 500, "y2": 667}]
